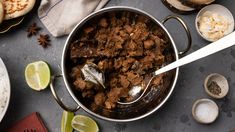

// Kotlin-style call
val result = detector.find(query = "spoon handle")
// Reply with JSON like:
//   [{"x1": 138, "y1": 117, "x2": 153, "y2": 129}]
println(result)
[{"x1": 155, "y1": 32, "x2": 235, "y2": 76}]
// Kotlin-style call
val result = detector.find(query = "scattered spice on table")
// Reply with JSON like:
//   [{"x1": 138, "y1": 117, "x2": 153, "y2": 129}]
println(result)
[
  {"x1": 37, "y1": 34, "x2": 51, "y2": 48},
  {"x1": 208, "y1": 81, "x2": 221, "y2": 95},
  {"x1": 27, "y1": 23, "x2": 41, "y2": 37}
]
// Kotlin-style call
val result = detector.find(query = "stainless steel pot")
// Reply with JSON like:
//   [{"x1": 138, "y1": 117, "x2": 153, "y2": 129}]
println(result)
[{"x1": 50, "y1": 6, "x2": 191, "y2": 122}]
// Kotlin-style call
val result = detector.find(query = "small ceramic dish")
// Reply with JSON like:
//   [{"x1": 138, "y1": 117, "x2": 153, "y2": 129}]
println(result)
[
  {"x1": 192, "y1": 98, "x2": 219, "y2": 124},
  {"x1": 204, "y1": 73, "x2": 229, "y2": 99},
  {"x1": 195, "y1": 4, "x2": 234, "y2": 42}
]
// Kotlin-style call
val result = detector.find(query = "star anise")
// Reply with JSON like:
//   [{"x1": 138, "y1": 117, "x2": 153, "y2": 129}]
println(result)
[
  {"x1": 27, "y1": 23, "x2": 41, "y2": 37},
  {"x1": 37, "y1": 34, "x2": 51, "y2": 48}
]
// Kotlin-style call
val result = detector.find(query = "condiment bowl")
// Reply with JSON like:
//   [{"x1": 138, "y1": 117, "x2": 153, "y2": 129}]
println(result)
[
  {"x1": 192, "y1": 98, "x2": 219, "y2": 124},
  {"x1": 195, "y1": 4, "x2": 234, "y2": 42},
  {"x1": 204, "y1": 73, "x2": 229, "y2": 99}
]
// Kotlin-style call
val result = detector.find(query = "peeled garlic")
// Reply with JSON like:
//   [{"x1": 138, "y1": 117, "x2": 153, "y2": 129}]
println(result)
[{"x1": 198, "y1": 11, "x2": 231, "y2": 41}]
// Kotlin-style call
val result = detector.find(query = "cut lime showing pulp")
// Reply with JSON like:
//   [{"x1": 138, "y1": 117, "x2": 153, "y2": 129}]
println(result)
[
  {"x1": 71, "y1": 115, "x2": 99, "y2": 132},
  {"x1": 61, "y1": 111, "x2": 74, "y2": 132},
  {"x1": 25, "y1": 61, "x2": 50, "y2": 91}
]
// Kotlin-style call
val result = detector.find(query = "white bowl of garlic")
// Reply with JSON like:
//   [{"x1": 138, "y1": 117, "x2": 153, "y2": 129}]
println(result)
[{"x1": 195, "y1": 4, "x2": 234, "y2": 42}]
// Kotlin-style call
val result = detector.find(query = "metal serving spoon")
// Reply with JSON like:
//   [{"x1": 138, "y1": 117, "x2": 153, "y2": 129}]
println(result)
[
  {"x1": 81, "y1": 32, "x2": 235, "y2": 105},
  {"x1": 117, "y1": 31, "x2": 235, "y2": 105}
]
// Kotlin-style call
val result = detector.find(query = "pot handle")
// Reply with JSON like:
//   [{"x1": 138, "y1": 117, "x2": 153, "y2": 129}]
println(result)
[
  {"x1": 50, "y1": 75, "x2": 80, "y2": 112},
  {"x1": 162, "y1": 15, "x2": 192, "y2": 55}
]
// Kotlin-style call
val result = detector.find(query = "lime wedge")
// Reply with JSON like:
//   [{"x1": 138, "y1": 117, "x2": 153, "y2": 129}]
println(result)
[
  {"x1": 61, "y1": 111, "x2": 74, "y2": 132},
  {"x1": 71, "y1": 115, "x2": 99, "y2": 132},
  {"x1": 25, "y1": 61, "x2": 51, "y2": 91}
]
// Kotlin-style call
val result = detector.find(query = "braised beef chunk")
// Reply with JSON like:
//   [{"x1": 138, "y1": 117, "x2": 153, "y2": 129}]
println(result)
[
  {"x1": 69, "y1": 11, "x2": 174, "y2": 110},
  {"x1": 114, "y1": 57, "x2": 124, "y2": 70},
  {"x1": 126, "y1": 41, "x2": 143, "y2": 57},
  {"x1": 99, "y1": 18, "x2": 109, "y2": 28},
  {"x1": 94, "y1": 92, "x2": 106, "y2": 106},
  {"x1": 73, "y1": 79, "x2": 86, "y2": 90},
  {"x1": 70, "y1": 66, "x2": 82, "y2": 79},
  {"x1": 105, "y1": 88, "x2": 123, "y2": 109},
  {"x1": 124, "y1": 25, "x2": 133, "y2": 33},
  {"x1": 119, "y1": 75, "x2": 130, "y2": 88},
  {"x1": 70, "y1": 41, "x2": 98, "y2": 59},
  {"x1": 144, "y1": 39, "x2": 155, "y2": 49},
  {"x1": 152, "y1": 74, "x2": 164, "y2": 86},
  {"x1": 126, "y1": 71, "x2": 143, "y2": 86},
  {"x1": 121, "y1": 57, "x2": 135, "y2": 72},
  {"x1": 131, "y1": 22, "x2": 149, "y2": 42},
  {"x1": 109, "y1": 77, "x2": 118, "y2": 88},
  {"x1": 97, "y1": 59, "x2": 113, "y2": 71}
]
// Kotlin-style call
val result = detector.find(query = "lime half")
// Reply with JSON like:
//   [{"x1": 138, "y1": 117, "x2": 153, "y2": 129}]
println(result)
[
  {"x1": 25, "y1": 61, "x2": 51, "y2": 91},
  {"x1": 71, "y1": 115, "x2": 99, "y2": 132},
  {"x1": 61, "y1": 111, "x2": 74, "y2": 132}
]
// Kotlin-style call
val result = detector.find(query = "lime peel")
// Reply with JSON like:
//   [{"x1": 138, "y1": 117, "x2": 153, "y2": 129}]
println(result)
[
  {"x1": 61, "y1": 111, "x2": 74, "y2": 132},
  {"x1": 72, "y1": 115, "x2": 99, "y2": 132},
  {"x1": 25, "y1": 61, "x2": 51, "y2": 91}
]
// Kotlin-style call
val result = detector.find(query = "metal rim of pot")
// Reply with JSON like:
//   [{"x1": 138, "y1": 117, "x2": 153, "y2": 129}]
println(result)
[{"x1": 50, "y1": 6, "x2": 192, "y2": 122}]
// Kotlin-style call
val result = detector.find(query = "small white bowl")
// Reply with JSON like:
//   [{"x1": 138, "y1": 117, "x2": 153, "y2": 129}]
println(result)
[
  {"x1": 195, "y1": 4, "x2": 234, "y2": 42},
  {"x1": 192, "y1": 99, "x2": 219, "y2": 124},
  {"x1": 204, "y1": 73, "x2": 229, "y2": 99}
]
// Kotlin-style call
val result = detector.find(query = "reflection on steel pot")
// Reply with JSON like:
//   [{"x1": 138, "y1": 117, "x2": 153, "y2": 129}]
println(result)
[{"x1": 50, "y1": 6, "x2": 192, "y2": 122}]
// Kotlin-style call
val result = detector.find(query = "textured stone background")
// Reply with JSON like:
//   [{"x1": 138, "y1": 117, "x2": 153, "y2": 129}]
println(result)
[{"x1": 0, "y1": 0, "x2": 235, "y2": 131}]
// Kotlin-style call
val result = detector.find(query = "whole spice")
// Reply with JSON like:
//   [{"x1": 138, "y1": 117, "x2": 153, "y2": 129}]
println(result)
[
  {"x1": 37, "y1": 34, "x2": 51, "y2": 48},
  {"x1": 27, "y1": 23, "x2": 41, "y2": 37},
  {"x1": 207, "y1": 81, "x2": 221, "y2": 95}
]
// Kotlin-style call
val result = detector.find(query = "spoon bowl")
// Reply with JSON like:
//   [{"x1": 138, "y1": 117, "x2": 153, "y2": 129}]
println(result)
[{"x1": 117, "y1": 75, "x2": 155, "y2": 104}]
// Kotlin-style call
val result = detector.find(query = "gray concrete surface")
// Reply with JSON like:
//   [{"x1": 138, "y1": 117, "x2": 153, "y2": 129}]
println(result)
[{"x1": 0, "y1": 0, "x2": 235, "y2": 132}]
